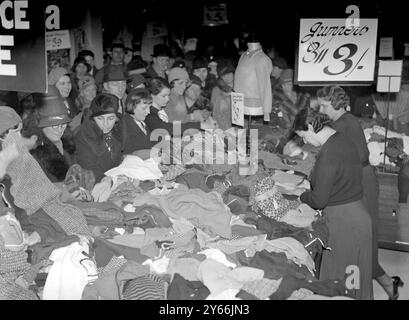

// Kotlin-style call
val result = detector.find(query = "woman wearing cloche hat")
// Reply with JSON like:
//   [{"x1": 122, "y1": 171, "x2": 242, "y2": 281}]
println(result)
[{"x1": 21, "y1": 86, "x2": 76, "y2": 183}]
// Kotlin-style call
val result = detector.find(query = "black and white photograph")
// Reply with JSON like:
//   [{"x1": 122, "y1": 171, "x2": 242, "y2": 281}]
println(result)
[{"x1": 1, "y1": 0, "x2": 409, "y2": 306}]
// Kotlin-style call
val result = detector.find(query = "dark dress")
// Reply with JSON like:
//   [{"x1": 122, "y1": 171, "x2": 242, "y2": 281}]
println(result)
[
  {"x1": 300, "y1": 132, "x2": 373, "y2": 300},
  {"x1": 331, "y1": 112, "x2": 383, "y2": 278},
  {"x1": 74, "y1": 116, "x2": 124, "y2": 183},
  {"x1": 122, "y1": 113, "x2": 153, "y2": 155}
]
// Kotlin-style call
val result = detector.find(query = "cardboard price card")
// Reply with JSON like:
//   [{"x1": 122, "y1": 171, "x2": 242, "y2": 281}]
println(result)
[
  {"x1": 231, "y1": 92, "x2": 244, "y2": 127},
  {"x1": 296, "y1": 18, "x2": 378, "y2": 85}
]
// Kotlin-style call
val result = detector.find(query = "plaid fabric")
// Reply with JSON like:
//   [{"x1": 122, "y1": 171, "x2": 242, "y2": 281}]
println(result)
[
  {"x1": 6, "y1": 149, "x2": 91, "y2": 236},
  {"x1": 0, "y1": 276, "x2": 38, "y2": 300},
  {"x1": 98, "y1": 256, "x2": 128, "y2": 277},
  {"x1": 0, "y1": 236, "x2": 39, "y2": 300}
]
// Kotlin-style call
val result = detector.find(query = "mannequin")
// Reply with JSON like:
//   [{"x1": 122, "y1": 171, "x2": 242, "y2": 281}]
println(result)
[{"x1": 234, "y1": 32, "x2": 273, "y2": 122}]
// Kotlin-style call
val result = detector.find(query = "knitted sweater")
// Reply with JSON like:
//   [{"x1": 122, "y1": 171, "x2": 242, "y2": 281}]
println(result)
[
  {"x1": 300, "y1": 132, "x2": 363, "y2": 209},
  {"x1": 234, "y1": 48, "x2": 273, "y2": 121}
]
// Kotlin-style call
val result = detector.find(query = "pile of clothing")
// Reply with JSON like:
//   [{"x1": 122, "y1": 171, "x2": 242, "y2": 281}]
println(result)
[
  {"x1": 1, "y1": 147, "x2": 353, "y2": 300},
  {"x1": 363, "y1": 125, "x2": 409, "y2": 166}
]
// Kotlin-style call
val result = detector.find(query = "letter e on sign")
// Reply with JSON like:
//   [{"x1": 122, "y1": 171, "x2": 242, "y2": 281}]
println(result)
[{"x1": 0, "y1": 35, "x2": 16, "y2": 76}]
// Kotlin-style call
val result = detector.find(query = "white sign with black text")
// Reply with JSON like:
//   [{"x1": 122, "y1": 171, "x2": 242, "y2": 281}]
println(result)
[
  {"x1": 296, "y1": 18, "x2": 378, "y2": 85},
  {"x1": 231, "y1": 92, "x2": 244, "y2": 127}
]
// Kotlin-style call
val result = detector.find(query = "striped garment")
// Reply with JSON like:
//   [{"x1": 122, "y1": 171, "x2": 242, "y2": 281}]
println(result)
[{"x1": 121, "y1": 273, "x2": 168, "y2": 300}]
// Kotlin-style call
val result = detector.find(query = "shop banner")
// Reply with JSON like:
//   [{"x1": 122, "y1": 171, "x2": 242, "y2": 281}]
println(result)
[
  {"x1": 46, "y1": 29, "x2": 71, "y2": 51},
  {"x1": 203, "y1": 4, "x2": 228, "y2": 26},
  {"x1": 296, "y1": 18, "x2": 378, "y2": 85},
  {"x1": 231, "y1": 92, "x2": 244, "y2": 127},
  {"x1": 0, "y1": 0, "x2": 47, "y2": 92}
]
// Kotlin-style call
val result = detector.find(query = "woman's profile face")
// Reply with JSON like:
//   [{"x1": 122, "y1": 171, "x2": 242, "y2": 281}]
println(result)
[
  {"x1": 94, "y1": 113, "x2": 117, "y2": 134},
  {"x1": 152, "y1": 87, "x2": 170, "y2": 108},
  {"x1": 132, "y1": 100, "x2": 151, "y2": 121},
  {"x1": 173, "y1": 79, "x2": 188, "y2": 96}
]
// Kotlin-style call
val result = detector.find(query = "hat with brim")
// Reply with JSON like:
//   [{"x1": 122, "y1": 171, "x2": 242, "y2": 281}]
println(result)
[
  {"x1": 37, "y1": 87, "x2": 71, "y2": 128},
  {"x1": 103, "y1": 65, "x2": 127, "y2": 83},
  {"x1": 168, "y1": 67, "x2": 190, "y2": 83},
  {"x1": 152, "y1": 44, "x2": 171, "y2": 58}
]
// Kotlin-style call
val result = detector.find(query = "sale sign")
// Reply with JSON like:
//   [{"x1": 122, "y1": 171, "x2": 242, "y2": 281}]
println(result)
[
  {"x1": 295, "y1": 18, "x2": 378, "y2": 85},
  {"x1": 0, "y1": 0, "x2": 47, "y2": 92},
  {"x1": 46, "y1": 29, "x2": 71, "y2": 51}
]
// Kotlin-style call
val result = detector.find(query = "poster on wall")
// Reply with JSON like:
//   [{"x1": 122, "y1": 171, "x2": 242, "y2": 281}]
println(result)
[
  {"x1": 46, "y1": 29, "x2": 71, "y2": 51},
  {"x1": 203, "y1": 4, "x2": 228, "y2": 26},
  {"x1": 0, "y1": 0, "x2": 47, "y2": 92},
  {"x1": 295, "y1": 18, "x2": 378, "y2": 85}
]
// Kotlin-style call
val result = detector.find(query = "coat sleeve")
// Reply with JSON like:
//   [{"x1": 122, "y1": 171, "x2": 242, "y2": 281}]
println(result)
[
  {"x1": 75, "y1": 134, "x2": 102, "y2": 180},
  {"x1": 300, "y1": 152, "x2": 337, "y2": 209},
  {"x1": 255, "y1": 55, "x2": 273, "y2": 122}
]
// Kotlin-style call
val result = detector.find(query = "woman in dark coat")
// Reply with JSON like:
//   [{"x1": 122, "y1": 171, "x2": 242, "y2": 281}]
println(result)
[
  {"x1": 75, "y1": 93, "x2": 124, "y2": 183},
  {"x1": 293, "y1": 108, "x2": 373, "y2": 300},
  {"x1": 21, "y1": 91, "x2": 75, "y2": 183},
  {"x1": 317, "y1": 85, "x2": 404, "y2": 300},
  {"x1": 122, "y1": 88, "x2": 153, "y2": 157}
]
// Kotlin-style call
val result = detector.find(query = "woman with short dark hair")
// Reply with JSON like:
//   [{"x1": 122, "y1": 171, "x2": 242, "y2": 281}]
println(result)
[
  {"x1": 317, "y1": 85, "x2": 404, "y2": 300},
  {"x1": 293, "y1": 107, "x2": 373, "y2": 300},
  {"x1": 122, "y1": 88, "x2": 153, "y2": 157}
]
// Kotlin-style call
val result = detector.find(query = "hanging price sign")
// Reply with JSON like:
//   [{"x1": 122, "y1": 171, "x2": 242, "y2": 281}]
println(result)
[
  {"x1": 203, "y1": 4, "x2": 228, "y2": 26},
  {"x1": 46, "y1": 30, "x2": 71, "y2": 51},
  {"x1": 231, "y1": 92, "x2": 244, "y2": 127},
  {"x1": 295, "y1": 18, "x2": 378, "y2": 85}
]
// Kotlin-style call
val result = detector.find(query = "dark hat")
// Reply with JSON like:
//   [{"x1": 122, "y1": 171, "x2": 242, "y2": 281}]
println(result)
[
  {"x1": 127, "y1": 57, "x2": 147, "y2": 75},
  {"x1": 127, "y1": 74, "x2": 146, "y2": 91},
  {"x1": 192, "y1": 56, "x2": 209, "y2": 70},
  {"x1": 37, "y1": 86, "x2": 71, "y2": 128},
  {"x1": 78, "y1": 50, "x2": 95, "y2": 58},
  {"x1": 172, "y1": 60, "x2": 186, "y2": 69},
  {"x1": 189, "y1": 74, "x2": 202, "y2": 87},
  {"x1": 90, "y1": 93, "x2": 119, "y2": 118},
  {"x1": 103, "y1": 65, "x2": 127, "y2": 83},
  {"x1": 280, "y1": 69, "x2": 294, "y2": 84},
  {"x1": 272, "y1": 57, "x2": 288, "y2": 70},
  {"x1": 216, "y1": 58, "x2": 235, "y2": 77},
  {"x1": 71, "y1": 56, "x2": 91, "y2": 73},
  {"x1": 152, "y1": 44, "x2": 171, "y2": 58},
  {"x1": 110, "y1": 42, "x2": 125, "y2": 50}
]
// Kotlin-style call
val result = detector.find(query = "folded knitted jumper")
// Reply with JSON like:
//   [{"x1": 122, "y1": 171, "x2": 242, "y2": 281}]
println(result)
[
  {"x1": 0, "y1": 236, "x2": 38, "y2": 300},
  {"x1": 6, "y1": 147, "x2": 91, "y2": 236}
]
